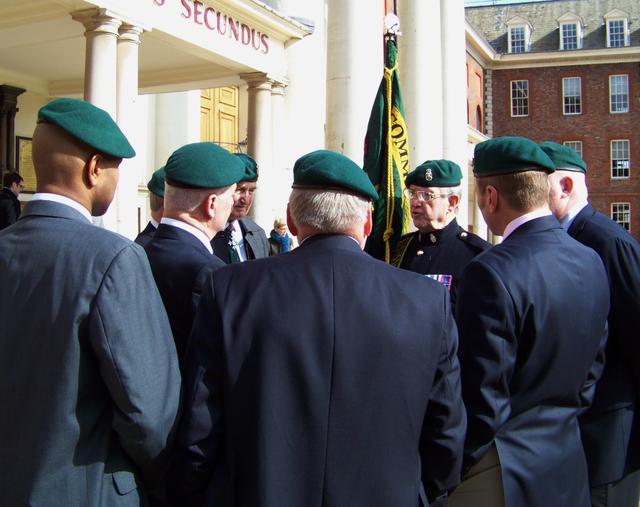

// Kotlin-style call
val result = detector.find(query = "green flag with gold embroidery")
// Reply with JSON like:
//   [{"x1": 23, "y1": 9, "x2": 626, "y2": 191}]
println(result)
[{"x1": 363, "y1": 37, "x2": 411, "y2": 263}]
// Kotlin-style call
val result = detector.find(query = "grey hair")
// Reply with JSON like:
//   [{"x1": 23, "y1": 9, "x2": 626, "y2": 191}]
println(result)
[
  {"x1": 164, "y1": 183, "x2": 231, "y2": 213},
  {"x1": 289, "y1": 188, "x2": 370, "y2": 233}
]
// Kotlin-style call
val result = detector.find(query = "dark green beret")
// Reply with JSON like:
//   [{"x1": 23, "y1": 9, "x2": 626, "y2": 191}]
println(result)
[
  {"x1": 292, "y1": 149, "x2": 378, "y2": 200},
  {"x1": 147, "y1": 166, "x2": 166, "y2": 197},
  {"x1": 165, "y1": 142, "x2": 244, "y2": 189},
  {"x1": 405, "y1": 159, "x2": 463, "y2": 188},
  {"x1": 234, "y1": 153, "x2": 258, "y2": 182},
  {"x1": 473, "y1": 136, "x2": 555, "y2": 176},
  {"x1": 539, "y1": 141, "x2": 587, "y2": 174},
  {"x1": 38, "y1": 98, "x2": 135, "y2": 159}
]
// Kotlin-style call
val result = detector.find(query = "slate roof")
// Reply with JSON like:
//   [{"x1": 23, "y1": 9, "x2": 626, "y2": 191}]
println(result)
[{"x1": 465, "y1": 0, "x2": 640, "y2": 53}]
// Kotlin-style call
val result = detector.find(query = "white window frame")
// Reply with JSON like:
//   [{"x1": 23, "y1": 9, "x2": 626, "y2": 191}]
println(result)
[
  {"x1": 611, "y1": 202, "x2": 631, "y2": 232},
  {"x1": 563, "y1": 141, "x2": 583, "y2": 158},
  {"x1": 604, "y1": 10, "x2": 631, "y2": 48},
  {"x1": 510, "y1": 80, "x2": 529, "y2": 117},
  {"x1": 610, "y1": 140, "x2": 630, "y2": 179},
  {"x1": 609, "y1": 75, "x2": 629, "y2": 114},
  {"x1": 560, "y1": 22, "x2": 581, "y2": 50},
  {"x1": 562, "y1": 77, "x2": 582, "y2": 115},
  {"x1": 509, "y1": 25, "x2": 527, "y2": 54}
]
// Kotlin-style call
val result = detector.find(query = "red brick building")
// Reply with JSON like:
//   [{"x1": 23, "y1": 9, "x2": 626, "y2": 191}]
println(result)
[{"x1": 466, "y1": 0, "x2": 640, "y2": 239}]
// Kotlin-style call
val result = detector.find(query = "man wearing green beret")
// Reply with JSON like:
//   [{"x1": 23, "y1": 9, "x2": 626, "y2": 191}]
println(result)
[
  {"x1": 448, "y1": 136, "x2": 609, "y2": 507},
  {"x1": 211, "y1": 152, "x2": 269, "y2": 263},
  {"x1": 542, "y1": 141, "x2": 640, "y2": 507},
  {"x1": 172, "y1": 149, "x2": 466, "y2": 507},
  {"x1": 135, "y1": 166, "x2": 165, "y2": 247},
  {"x1": 144, "y1": 142, "x2": 244, "y2": 368},
  {"x1": 392, "y1": 159, "x2": 490, "y2": 306},
  {"x1": 0, "y1": 98, "x2": 181, "y2": 506}
]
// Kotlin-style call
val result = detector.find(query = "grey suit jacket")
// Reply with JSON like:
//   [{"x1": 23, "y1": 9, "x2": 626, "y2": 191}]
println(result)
[
  {"x1": 211, "y1": 217, "x2": 269, "y2": 263},
  {"x1": 0, "y1": 200, "x2": 181, "y2": 506}
]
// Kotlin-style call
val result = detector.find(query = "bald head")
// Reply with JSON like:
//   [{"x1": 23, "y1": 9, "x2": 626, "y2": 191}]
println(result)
[
  {"x1": 32, "y1": 122, "x2": 122, "y2": 216},
  {"x1": 547, "y1": 170, "x2": 588, "y2": 220}
]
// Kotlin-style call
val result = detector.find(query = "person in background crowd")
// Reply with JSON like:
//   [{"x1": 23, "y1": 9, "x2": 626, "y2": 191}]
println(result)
[
  {"x1": 171, "y1": 149, "x2": 466, "y2": 507},
  {"x1": 448, "y1": 136, "x2": 609, "y2": 507},
  {"x1": 212, "y1": 152, "x2": 268, "y2": 263},
  {"x1": 0, "y1": 98, "x2": 180, "y2": 506},
  {"x1": 0, "y1": 171, "x2": 24, "y2": 229},
  {"x1": 135, "y1": 165, "x2": 165, "y2": 247},
  {"x1": 268, "y1": 216, "x2": 294, "y2": 255},
  {"x1": 542, "y1": 140, "x2": 640, "y2": 507},
  {"x1": 392, "y1": 159, "x2": 490, "y2": 305},
  {"x1": 144, "y1": 142, "x2": 244, "y2": 368}
]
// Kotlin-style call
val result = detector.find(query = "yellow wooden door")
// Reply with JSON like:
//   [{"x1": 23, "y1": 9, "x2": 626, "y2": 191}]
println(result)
[{"x1": 200, "y1": 86, "x2": 239, "y2": 152}]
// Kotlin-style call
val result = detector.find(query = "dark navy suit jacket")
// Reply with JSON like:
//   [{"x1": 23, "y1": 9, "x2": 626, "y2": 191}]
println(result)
[
  {"x1": 569, "y1": 204, "x2": 640, "y2": 486},
  {"x1": 134, "y1": 221, "x2": 156, "y2": 248},
  {"x1": 145, "y1": 223, "x2": 225, "y2": 368},
  {"x1": 456, "y1": 215, "x2": 609, "y2": 507},
  {"x1": 172, "y1": 234, "x2": 466, "y2": 507}
]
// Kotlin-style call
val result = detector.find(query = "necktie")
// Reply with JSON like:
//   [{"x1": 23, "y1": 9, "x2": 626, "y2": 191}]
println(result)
[{"x1": 226, "y1": 223, "x2": 241, "y2": 264}]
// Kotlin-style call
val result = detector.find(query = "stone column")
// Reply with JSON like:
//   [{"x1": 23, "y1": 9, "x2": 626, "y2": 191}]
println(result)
[
  {"x1": 241, "y1": 72, "x2": 273, "y2": 228},
  {"x1": 326, "y1": 0, "x2": 384, "y2": 163},
  {"x1": 279, "y1": 0, "x2": 326, "y2": 170},
  {"x1": 441, "y1": 0, "x2": 470, "y2": 227},
  {"x1": 72, "y1": 9, "x2": 122, "y2": 117},
  {"x1": 115, "y1": 23, "x2": 144, "y2": 239},
  {"x1": 269, "y1": 80, "x2": 289, "y2": 225},
  {"x1": 398, "y1": 0, "x2": 442, "y2": 166}
]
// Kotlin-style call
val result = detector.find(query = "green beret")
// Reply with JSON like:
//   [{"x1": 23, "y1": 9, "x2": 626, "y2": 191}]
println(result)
[
  {"x1": 405, "y1": 160, "x2": 462, "y2": 188},
  {"x1": 539, "y1": 141, "x2": 587, "y2": 174},
  {"x1": 38, "y1": 98, "x2": 135, "y2": 159},
  {"x1": 292, "y1": 149, "x2": 378, "y2": 200},
  {"x1": 147, "y1": 166, "x2": 166, "y2": 197},
  {"x1": 473, "y1": 136, "x2": 555, "y2": 176},
  {"x1": 234, "y1": 153, "x2": 258, "y2": 182},
  {"x1": 165, "y1": 142, "x2": 244, "y2": 189}
]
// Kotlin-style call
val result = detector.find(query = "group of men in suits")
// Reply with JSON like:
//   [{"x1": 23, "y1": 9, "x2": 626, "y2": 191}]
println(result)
[{"x1": 0, "y1": 97, "x2": 638, "y2": 507}]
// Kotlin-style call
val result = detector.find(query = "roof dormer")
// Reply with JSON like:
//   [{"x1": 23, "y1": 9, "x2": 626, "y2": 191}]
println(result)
[
  {"x1": 506, "y1": 16, "x2": 532, "y2": 54},
  {"x1": 604, "y1": 9, "x2": 630, "y2": 48},
  {"x1": 556, "y1": 12, "x2": 584, "y2": 50}
]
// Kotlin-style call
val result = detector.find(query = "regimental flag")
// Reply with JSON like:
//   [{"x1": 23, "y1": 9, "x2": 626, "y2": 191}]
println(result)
[{"x1": 363, "y1": 37, "x2": 411, "y2": 263}]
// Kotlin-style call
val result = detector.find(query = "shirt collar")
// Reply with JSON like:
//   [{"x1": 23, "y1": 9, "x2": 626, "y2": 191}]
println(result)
[
  {"x1": 502, "y1": 207, "x2": 552, "y2": 240},
  {"x1": 150, "y1": 217, "x2": 160, "y2": 228},
  {"x1": 160, "y1": 217, "x2": 213, "y2": 254},
  {"x1": 560, "y1": 200, "x2": 588, "y2": 231},
  {"x1": 30, "y1": 193, "x2": 93, "y2": 223}
]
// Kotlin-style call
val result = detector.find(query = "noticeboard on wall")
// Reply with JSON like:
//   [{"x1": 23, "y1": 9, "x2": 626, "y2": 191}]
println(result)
[{"x1": 16, "y1": 136, "x2": 35, "y2": 192}]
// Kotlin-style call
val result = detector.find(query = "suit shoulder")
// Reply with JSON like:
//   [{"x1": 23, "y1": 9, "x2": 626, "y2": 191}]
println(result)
[
  {"x1": 457, "y1": 229, "x2": 491, "y2": 253},
  {"x1": 241, "y1": 218, "x2": 266, "y2": 234}
]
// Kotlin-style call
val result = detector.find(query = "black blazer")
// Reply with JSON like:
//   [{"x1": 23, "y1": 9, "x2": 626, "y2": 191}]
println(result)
[
  {"x1": 172, "y1": 234, "x2": 466, "y2": 507},
  {"x1": 134, "y1": 221, "x2": 157, "y2": 248},
  {"x1": 456, "y1": 215, "x2": 609, "y2": 507},
  {"x1": 569, "y1": 204, "x2": 640, "y2": 486},
  {"x1": 145, "y1": 224, "x2": 225, "y2": 367},
  {"x1": 0, "y1": 188, "x2": 21, "y2": 230}
]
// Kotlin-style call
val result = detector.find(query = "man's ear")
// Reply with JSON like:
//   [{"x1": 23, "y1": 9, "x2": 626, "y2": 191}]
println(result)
[
  {"x1": 85, "y1": 154, "x2": 102, "y2": 188},
  {"x1": 204, "y1": 192, "x2": 217, "y2": 219},
  {"x1": 447, "y1": 193, "x2": 460, "y2": 212},
  {"x1": 364, "y1": 205, "x2": 373, "y2": 237},
  {"x1": 487, "y1": 185, "x2": 499, "y2": 213},
  {"x1": 560, "y1": 175, "x2": 574, "y2": 197},
  {"x1": 286, "y1": 204, "x2": 298, "y2": 236}
]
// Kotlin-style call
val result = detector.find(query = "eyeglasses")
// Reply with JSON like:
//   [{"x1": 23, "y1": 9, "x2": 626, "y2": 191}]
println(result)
[{"x1": 403, "y1": 188, "x2": 450, "y2": 202}]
